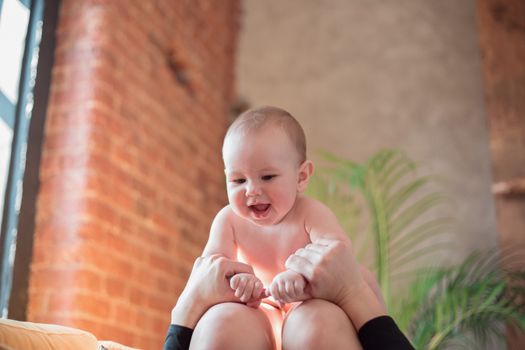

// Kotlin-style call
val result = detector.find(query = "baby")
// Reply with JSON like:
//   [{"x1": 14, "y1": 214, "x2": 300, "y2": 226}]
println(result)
[{"x1": 201, "y1": 106, "x2": 370, "y2": 348}]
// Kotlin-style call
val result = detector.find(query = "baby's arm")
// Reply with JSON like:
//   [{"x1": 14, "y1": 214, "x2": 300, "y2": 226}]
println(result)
[
  {"x1": 202, "y1": 206, "x2": 265, "y2": 306},
  {"x1": 304, "y1": 198, "x2": 349, "y2": 243},
  {"x1": 202, "y1": 206, "x2": 237, "y2": 259}
]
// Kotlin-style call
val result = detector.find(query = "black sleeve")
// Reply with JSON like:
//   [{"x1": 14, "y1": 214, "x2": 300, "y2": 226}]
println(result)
[
  {"x1": 162, "y1": 324, "x2": 194, "y2": 350},
  {"x1": 357, "y1": 316, "x2": 415, "y2": 350}
]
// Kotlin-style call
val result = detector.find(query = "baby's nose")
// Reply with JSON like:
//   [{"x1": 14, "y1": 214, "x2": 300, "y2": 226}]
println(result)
[{"x1": 245, "y1": 182, "x2": 261, "y2": 196}]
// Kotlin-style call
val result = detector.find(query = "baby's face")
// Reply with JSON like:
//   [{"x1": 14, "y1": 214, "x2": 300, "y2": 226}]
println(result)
[{"x1": 223, "y1": 126, "x2": 302, "y2": 226}]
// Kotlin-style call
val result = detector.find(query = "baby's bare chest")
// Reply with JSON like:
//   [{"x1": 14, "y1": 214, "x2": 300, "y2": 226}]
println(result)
[{"x1": 233, "y1": 222, "x2": 311, "y2": 285}]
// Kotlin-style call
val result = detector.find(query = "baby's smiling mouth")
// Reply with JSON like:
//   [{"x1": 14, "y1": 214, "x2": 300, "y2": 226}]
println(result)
[{"x1": 249, "y1": 203, "x2": 271, "y2": 217}]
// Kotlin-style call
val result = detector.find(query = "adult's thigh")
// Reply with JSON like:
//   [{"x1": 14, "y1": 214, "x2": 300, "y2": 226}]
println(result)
[{"x1": 190, "y1": 302, "x2": 275, "y2": 350}]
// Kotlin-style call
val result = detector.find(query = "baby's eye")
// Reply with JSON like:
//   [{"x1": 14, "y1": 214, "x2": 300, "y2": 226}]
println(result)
[
  {"x1": 232, "y1": 178, "x2": 246, "y2": 184},
  {"x1": 261, "y1": 175, "x2": 276, "y2": 181}
]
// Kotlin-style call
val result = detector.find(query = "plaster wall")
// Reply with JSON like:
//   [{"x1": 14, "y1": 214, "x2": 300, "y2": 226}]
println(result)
[{"x1": 238, "y1": 0, "x2": 498, "y2": 265}]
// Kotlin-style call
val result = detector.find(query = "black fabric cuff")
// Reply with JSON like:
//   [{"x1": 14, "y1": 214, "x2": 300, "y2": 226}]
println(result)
[
  {"x1": 358, "y1": 315, "x2": 415, "y2": 350},
  {"x1": 163, "y1": 324, "x2": 194, "y2": 350}
]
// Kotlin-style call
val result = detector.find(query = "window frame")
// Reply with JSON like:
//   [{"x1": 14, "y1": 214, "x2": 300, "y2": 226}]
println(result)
[{"x1": 0, "y1": 0, "x2": 59, "y2": 319}]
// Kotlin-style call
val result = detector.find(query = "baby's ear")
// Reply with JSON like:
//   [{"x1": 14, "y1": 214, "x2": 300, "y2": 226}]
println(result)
[{"x1": 297, "y1": 160, "x2": 314, "y2": 192}]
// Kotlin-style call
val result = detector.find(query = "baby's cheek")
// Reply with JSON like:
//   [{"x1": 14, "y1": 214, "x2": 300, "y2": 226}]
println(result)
[
  {"x1": 227, "y1": 191, "x2": 238, "y2": 206},
  {"x1": 229, "y1": 194, "x2": 247, "y2": 217},
  {"x1": 276, "y1": 192, "x2": 297, "y2": 213}
]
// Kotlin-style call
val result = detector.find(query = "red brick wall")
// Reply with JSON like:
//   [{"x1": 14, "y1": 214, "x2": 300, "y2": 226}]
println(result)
[{"x1": 28, "y1": 0, "x2": 239, "y2": 348}]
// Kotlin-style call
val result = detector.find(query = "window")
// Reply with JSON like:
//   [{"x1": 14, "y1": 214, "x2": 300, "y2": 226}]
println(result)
[{"x1": 0, "y1": 0, "x2": 44, "y2": 317}]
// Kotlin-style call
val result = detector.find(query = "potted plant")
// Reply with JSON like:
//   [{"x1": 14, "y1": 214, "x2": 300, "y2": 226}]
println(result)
[{"x1": 306, "y1": 149, "x2": 525, "y2": 349}]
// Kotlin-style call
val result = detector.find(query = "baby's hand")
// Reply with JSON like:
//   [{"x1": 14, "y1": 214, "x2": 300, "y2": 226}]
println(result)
[
  {"x1": 229, "y1": 273, "x2": 265, "y2": 308},
  {"x1": 268, "y1": 270, "x2": 309, "y2": 305}
]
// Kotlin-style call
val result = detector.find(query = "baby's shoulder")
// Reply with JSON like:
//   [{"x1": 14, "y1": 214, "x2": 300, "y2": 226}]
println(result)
[
  {"x1": 296, "y1": 195, "x2": 335, "y2": 217},
  {"x1": 212, "y1": 205, "x2": 238, "y2": 227},
  {"x1": 297, "y1": 196, "x2": 344, "y2": 236},
  {"x1": 214, "y1": 205, "x2": 233, "y2": 220},
  {"x1": 213, "y1": 205, "x2": 249, "y2": 230}
]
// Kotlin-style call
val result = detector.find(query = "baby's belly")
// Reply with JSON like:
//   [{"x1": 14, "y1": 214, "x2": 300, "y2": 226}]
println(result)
[
  {"x1": 237, "y1": 240, "x2": 310, "y2": 287},
  {"x1": 237, "y1": 250, "x2": 283, "y2": 287},
  {"x1": 234, "y1": 224, "x2": 312, "y2": 287}
]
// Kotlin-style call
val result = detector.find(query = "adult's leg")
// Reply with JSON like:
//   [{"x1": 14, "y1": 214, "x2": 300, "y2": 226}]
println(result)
[
  {"x1": 282, "y1": 299, "x2": 362, "y2": 350},
  {"x1": 190, "y1": 302, "x2": 276, "y2": 350}
]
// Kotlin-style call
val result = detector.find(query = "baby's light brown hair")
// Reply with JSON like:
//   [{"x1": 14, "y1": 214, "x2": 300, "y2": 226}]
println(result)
[{"x1": 223, "y1": 106, "x2": 307, "y2": 163}]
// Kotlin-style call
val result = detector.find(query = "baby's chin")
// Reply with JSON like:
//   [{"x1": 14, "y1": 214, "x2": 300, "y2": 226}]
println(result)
[
  {"x1": 245, "y1": 214, "x2": 274, "y2": 227},
  {"x1": 248, "y1": 212, "x2": 287, "y2": 227}
]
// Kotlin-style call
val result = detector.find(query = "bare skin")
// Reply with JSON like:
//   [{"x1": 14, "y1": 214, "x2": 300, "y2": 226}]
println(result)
[
  {"x1": 193, "y1": 125, "x2": 368, "y2": 349},
  {"x1": 168, "y1": 255, "x2": 279, "y2": 349},
  {"x1": 170, "y1": 255, "x2": 255, "y2": 329},
  {"x1": 286, "y1": 239, "x2": 388, "y2": 331},
  {"x1": 170, "y1": 240, "x2": 385, "y2": 350}
]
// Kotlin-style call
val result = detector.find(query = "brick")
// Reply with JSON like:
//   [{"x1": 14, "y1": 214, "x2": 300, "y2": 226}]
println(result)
[
  {"x1": 74, "y1": 293, "x2": 112, "y2": 319},
  {"x1": 30, "y1": 267, "x2": 103, "y2": 292},
  {"x1": 129, "y1": 287, "x2": 145, "y2": 307},
  {"x1": 26, "y1": 291, "x2": 49, "y2": 317},
  {"x1": 29, "y1": 0, "x2": 239, "y2": 347},
  {"x1": 105, "y1": 276, "x2": 129, "y2": 300},
  {"x1": 113, "y1": 302, "x2": 133, "y2": 323}
]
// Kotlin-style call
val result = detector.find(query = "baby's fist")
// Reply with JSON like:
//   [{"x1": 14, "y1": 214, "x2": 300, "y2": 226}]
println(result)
[
  {"x1": 230, "y1": 273, "x2": 265, "y2": 307},
  {"x1": 268, "y1": 270, "x2": 309, "y2": 305}
]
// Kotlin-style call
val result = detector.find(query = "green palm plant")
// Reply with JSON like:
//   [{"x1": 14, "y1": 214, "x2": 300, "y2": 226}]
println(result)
[
  {"x1": 401, "y1": 250, "x2": 525, "y2": 349},
  {"x1": 306, "y1": 149, "x2": 525, "y2": 349}
]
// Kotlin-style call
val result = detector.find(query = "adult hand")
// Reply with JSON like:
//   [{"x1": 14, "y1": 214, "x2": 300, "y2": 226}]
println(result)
[
  {"x1": 285, "y1": 238, "x2": 363, "y2": 305},
  {"x1": 171, "y1": 254, "x2": 256, "y2": 328},
  {"x1": 285, "y1": 238, "x2": 387, "y2": 329}
]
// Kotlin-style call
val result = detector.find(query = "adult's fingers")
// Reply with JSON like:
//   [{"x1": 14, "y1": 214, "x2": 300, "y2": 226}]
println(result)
[
  {"x1": 287, "y1": 248, "x2": 323, "y2": 275},
  {"x1": 302, "y1": 245, "x2": 326, "y2": 255},
  {"x1": 221, "y1": 259, "x2": 254, "y2": 278},
  {"x1": 294, "y1": 247, "x2": 323, "y2": 265},
  {"x1": 285, "y1": 254, "x2": 315, "y2": 280},
  {"x1": 310, "y1": 238, "x2": 336, "y2": 247},
  {"x1": 205, "y1": 254, "x2": 255, "y2": 275},
  {"x1": 230, "y1": 260, "x2": 255, "y2": 274},
  {"x1": 312, "y1": 237, "x2": 349, "y2": 248}
]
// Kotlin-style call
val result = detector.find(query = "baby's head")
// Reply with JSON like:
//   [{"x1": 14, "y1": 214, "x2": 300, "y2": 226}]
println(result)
[
  {"x1": 222, "y1": 106, "x2": 313, "y2": 225},
  {"x1": 224, "y1": 106, "x2": 307, "y2": 164}
]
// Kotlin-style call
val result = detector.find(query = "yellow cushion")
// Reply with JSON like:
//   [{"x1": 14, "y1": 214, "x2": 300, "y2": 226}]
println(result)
[
  {"x1": 0, "y1": 318, "x2": 98, "y2": 350},
  {"x1": 97, "y1": 340, "x2": 142, "y2": 350}
]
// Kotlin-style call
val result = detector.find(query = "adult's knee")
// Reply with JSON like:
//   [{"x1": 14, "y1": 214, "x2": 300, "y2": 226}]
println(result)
[
  {"x1": 190, "y1": 302, "x2": 274, "y2": 350},
  {"x1": 282, "y1": 299, "x2": 361, "y2": 350}
]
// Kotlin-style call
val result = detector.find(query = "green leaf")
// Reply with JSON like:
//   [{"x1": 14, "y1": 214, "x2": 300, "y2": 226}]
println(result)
[
  {"x1": 385, "y1": 176, "x2": 434, "y2": 215},
  {"x1": 308, "y1": 148, "x2": 525, "y2": 349},
  {"x1": 389, "y1": 193, "x2": 446, "y2": 236}
]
